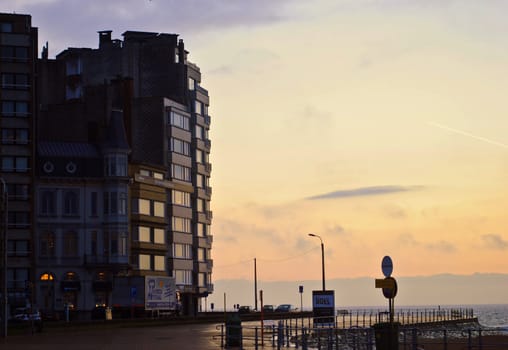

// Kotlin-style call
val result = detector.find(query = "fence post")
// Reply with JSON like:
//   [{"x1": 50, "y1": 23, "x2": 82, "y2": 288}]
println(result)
[
  {"x1": 295, "y1": 323, "x2": 299, "y2": 349},
  {"x1": 272, "y1": 324, "x2": 276, "y2": 347},
  {"x1": 412, "y1": 328, "x2": 418, "y2": 350},
  {"x1": 478, "y1": 329, "x2": 482, "y2": 350},
  {"x1": 277, "y1": 321, "x2": 283, "y2": 350},
  {"x1": 467, "y1": 329, "x2": 472, "y2": 350},
  {"x1": 220, "y1": 324, "x2": 224, "y2": 348},
  {"x1": 443, "y1": 329, "x2": 447, "y2": 350},
  {"x1": 255, "y1": 327, "x2": 259, "y2": 350},
  {"x1": 302, "y1": 327, "x2": 307, "y2": 350}
]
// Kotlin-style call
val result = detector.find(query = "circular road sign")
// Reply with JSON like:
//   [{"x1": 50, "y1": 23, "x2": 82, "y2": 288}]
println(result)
[
  {"x1": 382, "y1": 277, "x2": 398, "y2": 299},
  {"x1": 381, "y1": 256, "x2": 393, "y2": 277}
]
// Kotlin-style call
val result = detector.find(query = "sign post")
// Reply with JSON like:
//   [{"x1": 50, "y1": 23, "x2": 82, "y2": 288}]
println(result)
[
  {"x1": 312, "y1": 290, "x2": 335, "y2": 327},
  {"x1": 374, "y1": 256, "x2": 399, "y2": 350}
]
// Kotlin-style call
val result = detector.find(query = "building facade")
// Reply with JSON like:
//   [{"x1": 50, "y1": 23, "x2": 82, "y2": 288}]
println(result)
[
  {"x1": 0, "y1": 13, "x2": 38, "y2": 313},
  {"x1": 1, "y1": 12, "x2": 213, "y2": 319}
]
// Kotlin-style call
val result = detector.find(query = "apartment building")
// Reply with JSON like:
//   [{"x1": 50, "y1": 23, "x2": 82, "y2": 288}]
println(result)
[
  {"x1": 1, "y1": 12, "x2": 213, "y2": 319},
  {"x1": 0, "y1": 13, "x2": 38, "y2": 313}
]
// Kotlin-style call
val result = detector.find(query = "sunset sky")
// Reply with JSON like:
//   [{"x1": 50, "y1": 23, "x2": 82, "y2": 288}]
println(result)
[{"x1": 8, "y1": 1, "x2": 508, "y2": 290}]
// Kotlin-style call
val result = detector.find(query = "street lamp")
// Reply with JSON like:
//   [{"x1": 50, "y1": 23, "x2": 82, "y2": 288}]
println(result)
[{"x1": 308, "y1": 233, "x2": 325, "y2": 291}]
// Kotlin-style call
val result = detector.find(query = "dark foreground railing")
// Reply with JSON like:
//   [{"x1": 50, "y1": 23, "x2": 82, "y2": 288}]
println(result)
[{"x1": 215, "y1": 308, "x2": 506, "y2": 349}]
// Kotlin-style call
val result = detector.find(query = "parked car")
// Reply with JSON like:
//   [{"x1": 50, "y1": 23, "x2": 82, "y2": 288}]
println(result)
[
  {"x1": 10, "y1": 307, "x2": 43, "y2": 331},
  {"x1": 275, "y1": 304, "x2": 294, "y2": 312},
  {"x1": 262, "y1": 304, "x2": 274, "y2": 312},
  {"x1": 11, "y1": 307, "x2": 42, "y2": 322},
  {"x1": 238, "y1": 305, "x2": 251, "y2": 314}
]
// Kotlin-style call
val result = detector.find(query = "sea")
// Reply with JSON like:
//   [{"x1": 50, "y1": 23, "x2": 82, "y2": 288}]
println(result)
[
  {"x1": 469, "y1": 304, "x2": 508, "y2": 328},
  {"x1": 348, "y1": 304, "x2": 508, "y2": 329}
]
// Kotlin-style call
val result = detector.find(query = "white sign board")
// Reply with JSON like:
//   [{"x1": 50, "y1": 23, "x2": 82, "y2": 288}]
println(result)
[{"x1": 145, "y1": 276, "x2": 176, "y2": 310}]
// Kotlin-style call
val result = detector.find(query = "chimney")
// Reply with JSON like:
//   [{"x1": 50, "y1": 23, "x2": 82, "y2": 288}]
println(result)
[{"x1": 98, "y1": 30, "x2": 112, "y2": 49}]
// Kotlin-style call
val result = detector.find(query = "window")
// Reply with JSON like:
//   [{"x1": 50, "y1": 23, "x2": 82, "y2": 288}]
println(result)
[
  {"x1": 91, "y1": 231, "x2": 97, "y2": 255},
  {"x1": 63, "y1": 191, "x2": 79, "y2": 216},
  {"x1": 63, "y1": 232, "x2": 78, "y2": 257},
  {"x1": 196, "y1": 149, "x2": 203, "y2": 163},
  {"x1": 153, "y1": 172, "x2": 164, "y2": 180},
  {"x1": 173, "y1": 243, "x2": 192, "y2": 259},
  {"x1": 172, "y1": 216, "x2": 191, "y2": 233},
  {"x1": 90, "y1": 192, "x2": 98, "y2": 216},
  {"x1": 119, "y1": 192, "x2": 127, "y2": 214},
  {"x1": 1, "y1": 128, "x2": 28, "y2": 144},
  {"x1": 7, "y1": 268, "x2": 29, "y2": 289},
  {"x1": 110, "y1": 232, "x2": 127, "y2": 256},
  {"x1": 188, "y1": 77, "x2": 195, "y2": 90},
  {"x1": 196, "y1": 174, "x2": 204, "y2": 188},
  {"x1": 7, "y1": 184, "x2": 29, "y2": 201},
  {"x1": 197, "y1": 248, "x2": 206, "y2": 262},
  {"x1": 0, "y1": 46, "x2": 28, "y2": 61},
  {"x1": 154, "y1": 255, "x2": 165, "y2": 271},
  {"x1": 0, "y1": 22, "x2": 12, "y2": 32},
  {"x1": 198, "y1": 273, "x2": 206, "y2": 287},
  {"x1": 197, "y1": 198, "x2": 204, "y2": 213},
  {"x1": 139, "y1": 254, "x2": 151, "y2": 270},
  {"x1": 170, "y1": 137, "x2": 190, "y2": 156},
  {"x1": 197, "y1": 223, "x2": 205, "y2": 237},
  {"x1": 172, "y1": 190, "x2": 191, "y2": 207},
  {"x1": 171, "y1": 164, "x2": 191, "y2": 182},
  {"x1": 169, "y1": 110, "x2": 190, "y2": 130},
  {"x1": 132, "y1": 198, "x2": 163, "y2": 217},
  {"x1": 39, "y1": 232, "x2": 55, "y2": 257},
  {"x1": 8, "y1": 240, "x2": 29, "y2": 257},
  {"x1": 174, "y1": 270, "x2": 192, "y2": 285},
  {"x1": 1, "y1": 156, "x2": 28, "y2": 172},
  {"x1": 105, "y1": 154, "x2": 127, "y2": 176},
  {"x1": 40, "y1": 190, "x2": 56, "y2": 216},
  {"x1": 195, "y1": 101, "x2": 202, "y2": 115},
  {"x1": 7, "y1": 211, "x2": 29, "y2": 228},
  {"x1": 154, "y1": 228, "x2": 165, "y2": 244},
  {"x1": 195, "y1": 125, "x2": 203, "y2": 140},
  {"x1": 132, "y1": 198, "x2": 151, "y2": 215},
  {"x1": 134, "y1": 226, "x2": 165, "y2": 244},
  {"x1": 1, "y1": 101, "x2": 29, "y2": 117},
  {"x1": 154, "y1": 201, "x2": 165, "y2": 217},
  {"x1": 1, "y1": 73, "x2": 29, "y2": 90},
  {"x1": 136, "y1": 226, "x2": 151, "y2": 242}
]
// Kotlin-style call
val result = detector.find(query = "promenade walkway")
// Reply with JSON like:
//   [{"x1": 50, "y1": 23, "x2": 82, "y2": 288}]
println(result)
[{"x1": 0, "y1": 323, "x2": 222, "y2": 350}]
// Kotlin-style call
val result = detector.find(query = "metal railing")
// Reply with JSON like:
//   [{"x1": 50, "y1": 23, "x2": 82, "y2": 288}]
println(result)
[{"x1": 214, "y1": 308, "x2": 502, "y2": 349}]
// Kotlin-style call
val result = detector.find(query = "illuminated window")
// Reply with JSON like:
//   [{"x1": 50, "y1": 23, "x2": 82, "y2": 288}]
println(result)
[{"x1": 40, "y1": 272, "x2": 55, "y2": 281}]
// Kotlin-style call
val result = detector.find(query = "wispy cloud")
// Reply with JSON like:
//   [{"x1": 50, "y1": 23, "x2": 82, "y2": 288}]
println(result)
[
  {"x1": 398, "y1": 233, "x2": 456, "y2": 253},
  {"x1": 428, "y1": 121, "x2": 508, "y2": 149},
  {"x1": 306, "y1": 185, "x2": 422, "y2": 200},
  {"x1": 482, "y1": 234, "x2": 508, "y2": 250}
]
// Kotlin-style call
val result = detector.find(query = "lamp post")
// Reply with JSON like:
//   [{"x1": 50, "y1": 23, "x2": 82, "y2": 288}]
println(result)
[{"x1": 308, "y1": 233, "x2": 325, "y2": 291}]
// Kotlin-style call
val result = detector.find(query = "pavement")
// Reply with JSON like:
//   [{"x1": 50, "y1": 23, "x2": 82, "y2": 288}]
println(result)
[{"x1": 0, "y1": 322, "x2": 224, "y2": 350}]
